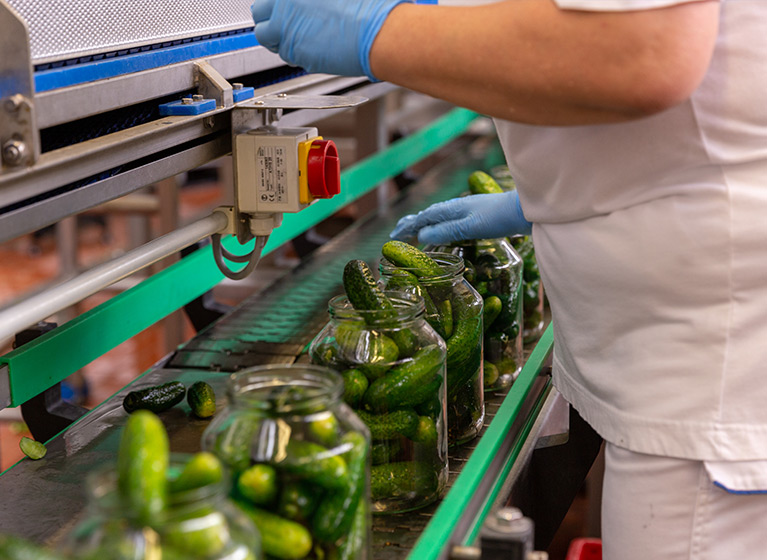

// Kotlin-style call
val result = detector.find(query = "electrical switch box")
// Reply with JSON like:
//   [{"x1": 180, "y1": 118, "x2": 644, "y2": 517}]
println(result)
[{"x1": 235, "y1": 126, "x2": 341, "y2": 216}]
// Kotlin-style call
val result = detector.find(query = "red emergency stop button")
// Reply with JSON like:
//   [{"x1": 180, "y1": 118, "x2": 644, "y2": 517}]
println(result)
[{"x1": 307, "y1": 139, "x2": 340, "y2": 199}]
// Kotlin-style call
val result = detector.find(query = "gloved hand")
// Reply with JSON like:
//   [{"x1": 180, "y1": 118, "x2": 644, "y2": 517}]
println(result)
[
  {"x1": 390, "y1": 190, "x2": 532, "y2": 244},
  {"x1": 251, "y1": 0, "x2": 413, "y2": 80}
]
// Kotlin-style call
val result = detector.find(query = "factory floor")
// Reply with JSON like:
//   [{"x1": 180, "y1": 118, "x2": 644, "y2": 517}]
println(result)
[{"x1": 0, "y1": 174, "x2": 598, "y2": 559}]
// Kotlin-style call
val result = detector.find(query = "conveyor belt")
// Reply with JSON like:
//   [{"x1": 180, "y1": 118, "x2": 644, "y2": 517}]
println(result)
[{"x1": 0, "y1": 135, "x2": 530, "y2": 557}]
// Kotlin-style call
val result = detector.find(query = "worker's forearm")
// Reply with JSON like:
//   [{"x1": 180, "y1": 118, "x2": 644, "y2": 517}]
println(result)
[{"x1": 370, "y1": 0, "x2": 719, "y2": 126}]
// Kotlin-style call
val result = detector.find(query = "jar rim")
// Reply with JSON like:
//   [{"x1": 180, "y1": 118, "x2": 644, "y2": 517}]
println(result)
[
  {"x1": 379, "y1": 251, "x2": 464, "y2": 281},
  {"x1": 227, "y1": 364, "x2": 343, "y2": 413},
  {"x1": 328, "y1": 290, "x2": 425, "y2": 322}
]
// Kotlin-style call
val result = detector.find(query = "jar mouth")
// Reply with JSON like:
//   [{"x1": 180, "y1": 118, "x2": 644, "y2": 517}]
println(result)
[
  {"x1": 379, "y1": 252, "x2": 464, "y2": 282},
  {"x1": 86, "y1": 454, "x2": 228, "y2": 516},
  {"x1": 227, "y1": 364, "x2": 343, "y2": 414},
  {"x1": 328, "y1": 290, "x2": 425, "y2": 322}
]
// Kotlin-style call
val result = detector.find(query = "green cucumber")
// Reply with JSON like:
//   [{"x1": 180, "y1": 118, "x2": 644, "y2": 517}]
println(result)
[
  {"x1": 439, "y1": 299, "x2": 453, "y2": 338},
  {"x1": 335, "y1": 323, "x2": 399, "y2": 380},
  {"x1": 278, "y1": 440, "x2": 348, "y2": 490},
  {"x1": 187, "y1": 381, "x2": 216, "y2": 419},
  {"x1": 371, "y1": 440, "x2": 402, "y2": 465},
  {"x1": 117, "y1": 410, "x2": 169, "y2": 526},
  {"x1": 208, "y1": 412, "x2": 260, "y2": 472},
  {"x1": 483, "y1": 361, "x2": 500, "y2": 388},
  {"x1": 334, "y1": 497, "x2": 367, "y2": 560},
  {"x1": 381, "y1": 241, "x2": 444, "y2": 278},
  {"x1": 312, "y1": 432, "x2": 368, "y2": 543},
  {"x1": 169, "y1": 452, "x2": 224, "y2": 493},
  {"x1": 19, "y1": 437, "x2": 46, "y2": 460},
  {"x1": 411, "y1": 416, "x2": 438, "y2": 445},
  {"x1": 483, "y1": 295, "x2": 503, "y2": 332},
  {"x1": 277, "y1": 481, "x2": 321, "y2": 523},
  {"x1": 370, "y1": 462, "x2": 439, "y2": 501},
  {"x1": 162, "y1": 506, "x2": 230, "y2": 558},
  {"x1": 237, "y1": 464, "x2": 279, "y2": 506},
  {"x1": 122, "y1": 381, "x2": 186, "y2": 414},
  {"x1": 341, "y1": 368, "x2": 368, "y2": 407},
  {"x1": 415, "y1": 396, "x2": 442, "y2": 420},
  {"x1": 308, "y1": 412, "x2": 340, "y2": 447},
  {"x1": 468, "y1": 170, "x2": 504, "y2": 194},
  {"x1": 236, "y1": 503, "x2": 312, "y2": 560},
  {"x1": 362, "y1": 344, "x2": 444, "y2": 412},
  {"x1": 446, "y1": 290, "x2": 483, "y2": 397},
  {"x1": 356, "y1": 409, "x2": 419, "y2": 440},
  {"x1": 343, "y1": 259, "x2": 394, "y2": 314},
  {"x1": 385, "y1": 269, "x2": 447, "y2": 338}
]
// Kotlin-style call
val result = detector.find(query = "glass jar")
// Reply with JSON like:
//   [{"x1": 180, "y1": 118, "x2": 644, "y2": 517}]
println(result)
[
  {"x1": 66, "y1": 455, "x2": 261, "y2": 560},
  {"x1": 511, "y1": 236, "x2": 545, "y2": 342},
  {"x1": 202, "y1": 365, "x2": 371, "y2": 560},
  {"x1": 424, "y1": 239, "x2": 523, "y2": 392},
  {"x1": 379, "y1": 253, "x2": 484, "y2": 446},
  {"x1": 309, "y1": 291, "x2": 448, "y2": 513}
]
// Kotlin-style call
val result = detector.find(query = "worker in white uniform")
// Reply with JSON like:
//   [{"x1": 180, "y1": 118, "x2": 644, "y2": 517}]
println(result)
[{"x1": 249, "y1": 0, "x2": 767, "y2": 558}]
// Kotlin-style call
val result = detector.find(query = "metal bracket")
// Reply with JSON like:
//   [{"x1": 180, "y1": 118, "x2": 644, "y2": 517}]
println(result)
[
  {"x1": 194, "y1": 60, "x2": 234, "y2": 109},
  {"x1": 237, "y1": 93, "x2": 368, "y2": 125},
  {"x1": 0, "y1": 0, "x2": 39, "y2": 170}
]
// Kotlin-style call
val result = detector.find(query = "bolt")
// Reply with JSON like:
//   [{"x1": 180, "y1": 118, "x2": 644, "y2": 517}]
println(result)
[
  {"x1": 232, "y1": 83, "x2": 243, "y2": 90},
  {"x1": 254, "y1": 100, "x2": 264, "y2": 105},
  {"x1": 181, "y1": 97, "x2": 194, "y2": 105},
  {"x1": 277, "y1": 92, "x2": 288, "y2": 98},
  {"x1": 2, "y1": 139, "x2": 27, "y2": 165},
  {"x1": 192, "y1": 94, "x2": 204, "y2": 102},
  {"x1": 204, "y1": 116, "x2": 215, "y2": 129},
  {"x1": 495, "y1": 507, "x2": 524, "y2": 528},
  {"x1": 4, "y1": 95, "x2": 23, "y2": 113}
]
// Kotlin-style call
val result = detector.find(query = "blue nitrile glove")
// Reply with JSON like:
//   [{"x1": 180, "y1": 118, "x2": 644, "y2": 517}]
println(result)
[
  {"x1": 251, "y1": 0, "x2": 413, "y2": 80},
  {"x1": 390, "y1": 190, "x2": 533, "y2": 244}
]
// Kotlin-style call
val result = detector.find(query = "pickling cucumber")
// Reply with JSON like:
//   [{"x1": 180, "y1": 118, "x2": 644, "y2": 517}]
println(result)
[
  {"x1": 385, "y1": 268, "x2": 447, "y2": 338},
  {"x1": 312, "y1": 431, "x2": 368, "y2": 543},
  {"x1": 483, "y1": 295, "x2": 503, "y2": 332},
  {"x1": 343, "y1": 259, "x2": 394, "y2": 315},
  {"x1": 122, "y1": 381, "x2": 186, "y2": 414},
  {"x1": 169, "y1": 451, "x2": 224, "y2": 493},
  {"x1": 381, "y1": 241, "x2": 444, "y2": 278},
  {"x1": 236, "y1": 503, "x2": 313, "y2": 560},
  {"x1": 370, "y1": 462, "x2": 439, "y2": 501},
  {"x1": 446, "y1": 290, "x2": 483, "y2": 396},
  {"x1": 356, "y1": 409, "x2": 420, "y2": 440},
  {"x1": 187, "y1": 381, "x2": 216, "y2": 419},
  {"x1": 277, "y1": 481, "x2": 320, "y2": 523},
  {"x1": 341, "y1": 368, "x2": 368, "y2": 407},
  {"x1": 278, "y1": 440, "x2": 348, "y2": 490},
  {"x1": 238, "y1": 464, "x2": 279, "y2": 506},
  {"x1": 371, "y1": 440, "x2": 402, "y2": 465},
  {"x1": 335, "y1": 323, "x2": 399, "y2": 380},
  {"x1": 117, "y1": 410, "x2": 169, "y2": 526},
  {"x1": 467, "y1": 170, "x2": 504, "y2": 194},
  {"x1": 362, "y1": 344, "x2": 444, "y2": 412}
]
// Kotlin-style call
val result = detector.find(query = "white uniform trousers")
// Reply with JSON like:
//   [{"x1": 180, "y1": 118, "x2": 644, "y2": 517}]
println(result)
[{"x1": 602, "y1": 443, "x2": 767, "y2": 560}]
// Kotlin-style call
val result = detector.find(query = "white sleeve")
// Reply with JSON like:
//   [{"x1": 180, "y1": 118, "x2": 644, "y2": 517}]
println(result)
[{"x1": 553, "y1": 0, "x2": 702, "y2": 10}]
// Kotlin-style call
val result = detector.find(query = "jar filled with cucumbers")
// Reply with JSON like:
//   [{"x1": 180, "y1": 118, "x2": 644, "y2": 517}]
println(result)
[
  {"x1": 378, "y1": 241, "x2": 485, "y2": 446},
  {"x1": 66, "y1": 411, "x2": 261, "y2": 560},
  {"x1": 470, "y1": 168, "x2": 545, "y2": 343},
  {"x1": 424, "y1": 238, "x2": 523, "y2": 392},
  {"x1": 309, "y1": 274, "x2": 448, "y2": 513},
  {"x1": 202, "y1": 365, "x2": 371, "y2": 560}
]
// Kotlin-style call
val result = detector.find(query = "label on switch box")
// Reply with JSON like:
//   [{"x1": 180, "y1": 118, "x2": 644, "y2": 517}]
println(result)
[{"x1": 256, "y1": 145, "x2": 288, "y2": 204}]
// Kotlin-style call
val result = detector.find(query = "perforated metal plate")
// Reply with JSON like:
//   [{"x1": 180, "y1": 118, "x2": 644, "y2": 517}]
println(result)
[{"x1": 6, "y1": 0, "x2": 254, "y2": 64}]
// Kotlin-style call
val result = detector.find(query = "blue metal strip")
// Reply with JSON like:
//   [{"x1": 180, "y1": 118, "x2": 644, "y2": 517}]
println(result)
[{"x1": 34, "y1": 31, "x2": 258, "y2": 92}]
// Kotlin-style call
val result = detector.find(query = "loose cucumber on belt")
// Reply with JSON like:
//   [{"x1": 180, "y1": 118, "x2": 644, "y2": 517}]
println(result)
[
  {"x1": 122, "y1": 381, "x2": 186, "y2": 414},
  {"x1": 362, "y1": 345, "x2": 444, "y2": 412},
  {"x1": 312, "y1": 431, "x2": 368, "y2": 543}
]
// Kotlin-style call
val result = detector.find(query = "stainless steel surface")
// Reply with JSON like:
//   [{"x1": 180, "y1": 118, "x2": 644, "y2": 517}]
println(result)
[
  {"x1": 534, "y1": 390, "x2": 569, "y2": 449},
  {"x1": 245, "y1": 93, "x2": 369, "y2": 110},
  {"x1": 34, "y1": 47, "x2": 282, "y2": 129},
  {"x1": 0, "y1": 0, "x2": 39, "y2": 167},
  {"x1": 6, "y1": 0, "x2": 254, "y2": 64},
  {"x1": 0, "y1": 211, "x2": 228, "y2": 343},
  {"x1": 195, "y1": 60, "x2": 234, "y2": 109},
  {"x1": 0, "y1": 134, "x2": 230, "y2": 243}
]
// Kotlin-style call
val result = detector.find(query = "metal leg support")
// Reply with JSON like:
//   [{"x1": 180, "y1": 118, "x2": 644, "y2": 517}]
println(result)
[{"x1": 17, "y1": 323, "x2": 88, "y2": 442}]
